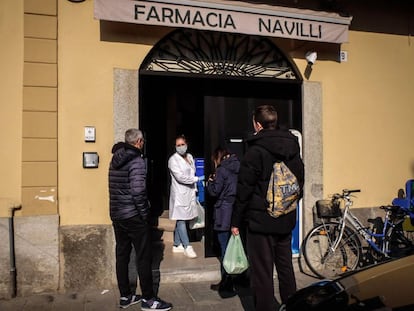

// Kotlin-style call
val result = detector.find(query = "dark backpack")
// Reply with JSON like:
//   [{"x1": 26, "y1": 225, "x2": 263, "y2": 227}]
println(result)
[{"x1": 266, "y1": 161, "x2": 300, "y2": 218}]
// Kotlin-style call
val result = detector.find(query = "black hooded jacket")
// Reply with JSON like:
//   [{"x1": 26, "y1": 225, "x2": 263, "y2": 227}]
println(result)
[
  {"x1": 108, "y1": 142, "x2": 149, "y2": 221},
  {"x1": 231, "y1": 128, "x2": 304, "y2": 234}
]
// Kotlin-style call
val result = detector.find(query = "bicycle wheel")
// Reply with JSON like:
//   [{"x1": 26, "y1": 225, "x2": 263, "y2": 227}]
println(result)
[{"x1": 302, "y1": 222, "x2": 361, "y2": 279}]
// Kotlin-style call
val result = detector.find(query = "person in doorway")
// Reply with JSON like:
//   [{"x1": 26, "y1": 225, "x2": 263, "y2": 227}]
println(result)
[
  {"x1": 205, "y1": 146, "x2": 240, "y2": 297},
  {"x1": 168, "y1": 134, "x2": 204, "y2": 259},
  {"x1": 109, "y1": 128, "x2": 172, "y2": 310},
  {"x1": 231, "y1": 105, "x2": 304, "y2": 311}
]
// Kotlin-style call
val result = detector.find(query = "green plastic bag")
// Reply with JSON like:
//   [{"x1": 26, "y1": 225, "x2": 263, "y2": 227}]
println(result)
[{"x1": 223, "y1": 235, "x2": 249, "y2": 274}]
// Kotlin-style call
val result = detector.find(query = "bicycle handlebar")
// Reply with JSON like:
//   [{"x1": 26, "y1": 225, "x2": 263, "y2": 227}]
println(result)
[
  {"x1": 380, "y1": 205, "x2": 400, "y2": 212},
  {"x1": 381, "y1": 204, "x2": 414, "y2": 216},
  {"x1": 331, "y1": 189, "x2": 361, "y2": 200},
  {"x1": 343, "y1": 189, "x2": 361, "y2": 194}
]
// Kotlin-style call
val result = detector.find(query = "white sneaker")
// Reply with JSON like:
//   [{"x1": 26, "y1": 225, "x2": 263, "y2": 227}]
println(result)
[
  {"x1": 184, "y1": 245, "x2": 197, "y2": 258},
  {"x1": 172, "y1": 244, "x2": 184, "y2": 253}
]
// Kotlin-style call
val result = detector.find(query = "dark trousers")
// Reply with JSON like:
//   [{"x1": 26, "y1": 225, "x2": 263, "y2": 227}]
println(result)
[
  {"x1": 112, "y1": 215, "x2": 154, "y2": 299},
  {"x1": 247, "y1": 230, "x2": 296, "y2": 310},
  {"x1": 217, "y1": 230, "x2": 230, "y2": 276}
]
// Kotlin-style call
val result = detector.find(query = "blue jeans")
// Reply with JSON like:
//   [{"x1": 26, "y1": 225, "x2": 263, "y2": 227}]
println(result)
[
  {"x1": 174, "y1": 220, "x2": 190, "y2": 248},
  {"x1": 112, "y1": 215, "x2": 154, "y2": 299}
]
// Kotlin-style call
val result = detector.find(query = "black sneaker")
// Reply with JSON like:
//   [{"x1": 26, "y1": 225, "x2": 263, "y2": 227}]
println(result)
[
  {"x1": 119, "y1": 294, "x2": 142, "y2": 308},
  {"x1": 210, "y1": 282, "x2": 221, "y2": 291},
  {"x1": 141, "y1": 297, "x2": 172, "y2": 311},
  {"x1": 218, "y1": 276, "x2": 237, "y2": 299}
]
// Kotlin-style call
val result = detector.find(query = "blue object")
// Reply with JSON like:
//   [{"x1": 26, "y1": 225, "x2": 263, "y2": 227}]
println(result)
[
  {"x1": 291, "y1": 201, "x2": 301, "y2": 255},
  {"x1": 195, "y1": 158, "x2": 205, "y2": 203},
  {"x1": 409, "y1": 179, "x2": 414, "y2": 209},
  {"x1": 392, "y1": 179, "x2": 414, "y2": 211},
  {"x1": 392, "y1": 180, "x2": 414, "y2": 228}
]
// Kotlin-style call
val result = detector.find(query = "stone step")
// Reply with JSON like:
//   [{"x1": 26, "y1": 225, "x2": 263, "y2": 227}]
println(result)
[
  {"x1": 158, "y1": 217, "x2": 174, "y2": 242},
  {"x1": 158, "y1": 239, "x2": 221, "y2": 283},
  {"x1": 152, "y1": 211, "x2": 221, "y2": 283},
  {"x1": 152, "y1": 215, "x2": 313, "y2": 284}
]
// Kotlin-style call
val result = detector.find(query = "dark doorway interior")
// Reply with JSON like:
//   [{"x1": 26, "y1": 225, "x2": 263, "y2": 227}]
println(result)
[{"x1": 140, "y1": 73, "x2": 301, "y2": 256}]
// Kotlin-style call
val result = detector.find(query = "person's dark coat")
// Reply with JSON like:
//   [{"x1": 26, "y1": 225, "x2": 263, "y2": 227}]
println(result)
[
  {"x1": 231, "y1": 128, "x2": 304, "y2": 234},
  {"x1": 206, "y1": 154, "x2": 240, "y2": 231},
  {"x1": 108, "y1": 142, "x2": 149, "y2": 221}
]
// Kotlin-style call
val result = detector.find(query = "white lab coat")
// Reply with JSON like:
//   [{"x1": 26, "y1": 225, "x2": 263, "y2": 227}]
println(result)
[{"x1": 168, "y1": 152, "x2": 199, "y2": 220}]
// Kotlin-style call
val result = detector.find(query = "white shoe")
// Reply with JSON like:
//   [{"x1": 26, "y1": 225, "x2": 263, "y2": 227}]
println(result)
[
  {"x1": 184, "y1": 245, "x2": 197, "y2": 258},
  {"x1": 172, "y1": 244, "x2": 184, "y2": 253}
]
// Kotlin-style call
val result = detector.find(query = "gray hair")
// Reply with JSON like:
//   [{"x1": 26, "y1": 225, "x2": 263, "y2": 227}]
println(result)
[{"x1": 125, "y1": 128, "x2": 143, "y2": 145}]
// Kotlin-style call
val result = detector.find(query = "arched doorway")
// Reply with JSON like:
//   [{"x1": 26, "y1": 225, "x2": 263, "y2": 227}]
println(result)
[{"x1": 139, "y1": 28, "x2": 303, "y2": 256}]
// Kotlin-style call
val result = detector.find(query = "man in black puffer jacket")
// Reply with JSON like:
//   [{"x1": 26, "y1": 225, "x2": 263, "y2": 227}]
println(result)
[
  {"x1": 109, "y1": 128, "x2": 172, "y2": 311},
  {"x1": 231, "y1": 106, "x2": 304, "y2": 311}
]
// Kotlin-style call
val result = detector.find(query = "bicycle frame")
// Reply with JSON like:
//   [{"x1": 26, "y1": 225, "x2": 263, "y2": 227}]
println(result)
[
  {"x1": 324, "y1": 192, "x2": 396, "y2": 257},
  {"x1": 344, "y1": 206, "x2": 393, "y2": 256}
]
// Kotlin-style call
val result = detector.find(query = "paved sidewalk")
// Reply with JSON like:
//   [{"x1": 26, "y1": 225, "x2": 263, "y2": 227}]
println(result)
[{"x1": 0, "y1": 259, "x2": 319, "y2": 311}]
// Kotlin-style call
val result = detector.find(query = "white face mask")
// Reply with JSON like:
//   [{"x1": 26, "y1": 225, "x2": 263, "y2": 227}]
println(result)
[{"x1": 176, "y1": 145, "x2": 187, "y2": 155}]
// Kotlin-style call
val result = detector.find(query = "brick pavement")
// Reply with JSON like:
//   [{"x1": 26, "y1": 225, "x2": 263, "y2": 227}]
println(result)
[{"x1": 0, "y1": 258, "x2": 319, "y2": 311}]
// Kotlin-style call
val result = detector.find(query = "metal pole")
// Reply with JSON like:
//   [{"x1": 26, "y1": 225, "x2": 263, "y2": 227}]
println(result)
[{"x1": 9, "y1": 205, "x2": 21, "y2": 298}]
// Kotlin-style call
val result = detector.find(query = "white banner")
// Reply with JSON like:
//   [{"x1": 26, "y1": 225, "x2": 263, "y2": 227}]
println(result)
[{"x1": 94, "y1": 0, "x2": 352, "y2": 44}]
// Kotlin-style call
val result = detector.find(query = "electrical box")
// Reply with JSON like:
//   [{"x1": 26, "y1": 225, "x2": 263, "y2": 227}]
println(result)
[
  {"x1": 83, "y1": 152, "x2": 99, "y2": 168},
  {"x1": 340, "y1": 50, "x2": 348, "y2": 62},
  {"x1": 84, "y1": 126, "x2": 96, "y2": 142}
]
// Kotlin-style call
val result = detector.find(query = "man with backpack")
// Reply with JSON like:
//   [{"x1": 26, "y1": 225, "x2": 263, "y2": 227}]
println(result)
[{"x1": 231, "y1": 105, "x2": 304, "y2": 311}]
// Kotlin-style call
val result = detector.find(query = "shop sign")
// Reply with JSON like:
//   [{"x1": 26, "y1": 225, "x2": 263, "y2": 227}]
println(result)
[{"x1": 94, "y1": 0, "x2": 352, "y2": 44}]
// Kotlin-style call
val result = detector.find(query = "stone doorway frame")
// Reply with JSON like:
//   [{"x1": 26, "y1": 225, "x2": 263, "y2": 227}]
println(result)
[
  {"x1": 113, "y1": 69, "x2": 322, "y2": 242},
  {"x1": 112, "y1": 25, "x2": 323, "y2": 246}
]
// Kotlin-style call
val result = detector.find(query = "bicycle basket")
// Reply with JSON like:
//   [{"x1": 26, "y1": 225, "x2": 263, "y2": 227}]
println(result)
[{"x1": 316, "y1": 199, "x2": 341, "y2": 218}]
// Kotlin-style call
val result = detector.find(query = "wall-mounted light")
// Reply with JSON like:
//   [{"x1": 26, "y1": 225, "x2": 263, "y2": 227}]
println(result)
[
  {"x1": 305, "y1": 51, "x2": 318, "y2": 65},
  {"x1": 304, "y1": 51, "x2": 317, "y2": 80}
]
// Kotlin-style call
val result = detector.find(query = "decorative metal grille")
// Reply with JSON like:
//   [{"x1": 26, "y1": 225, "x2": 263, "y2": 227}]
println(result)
[{"x1": 141, "y1": 29, "x2": 299, "y2": 80}]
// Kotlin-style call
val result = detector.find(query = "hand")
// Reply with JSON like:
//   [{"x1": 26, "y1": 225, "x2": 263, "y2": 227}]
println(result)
[
  {"x1": 231, "y1": 226, "x2": 239, "y2": 235},
  {"x1": 198, "y1": 175, "x2": 205, "y2": 182}
]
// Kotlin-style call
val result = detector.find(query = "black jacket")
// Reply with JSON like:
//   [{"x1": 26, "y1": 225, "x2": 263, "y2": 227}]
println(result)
[
  {"x1": 206, "y1": 154, "x2": 240, "y2": 231},
  {"x1": 231, "y1": 129, "x2": 304, "y2": 234},
  {"x1": 108, "y1": 142, "x2": 149, "y2": 221}
]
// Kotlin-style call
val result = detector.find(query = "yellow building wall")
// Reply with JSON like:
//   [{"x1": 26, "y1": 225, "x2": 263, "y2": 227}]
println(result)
[
  {"x1": 58, "y1": 0, "x2": 151, "y2": 225},
  {"x1": 21, "y1": 0, "x2": 58, "y2": 217},
  {"x1": 317, "y1": 31, "x2": 414, "y2": 206},
  {"x1": 55, "y1": 1, "x2": 413, "y2": 225},
  {"x1": 0, "y1": 0, "x2": 23, "y2": 217}
]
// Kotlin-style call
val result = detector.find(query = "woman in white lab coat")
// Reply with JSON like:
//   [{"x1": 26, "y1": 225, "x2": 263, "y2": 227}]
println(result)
[{"x1": 168, "y1": 135, "x2": 204, "y2": 259}]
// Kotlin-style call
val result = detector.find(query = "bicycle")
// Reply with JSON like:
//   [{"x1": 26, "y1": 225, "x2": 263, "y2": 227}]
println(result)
[{"x1": 302, "y1": 189, "x2": 414, "y2": 279}]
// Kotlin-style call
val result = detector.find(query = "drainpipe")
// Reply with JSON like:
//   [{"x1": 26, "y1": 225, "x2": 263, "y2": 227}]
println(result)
[{"x1": 9, "y1": 205, "x2": 21, "y2": 298}]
